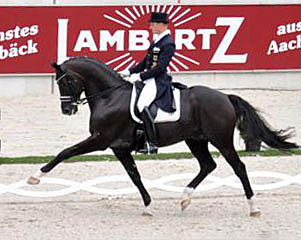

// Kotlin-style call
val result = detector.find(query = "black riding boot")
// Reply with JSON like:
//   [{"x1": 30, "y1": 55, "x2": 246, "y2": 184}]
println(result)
[{"x1": 139, "y1": 107, "x2": 158, "y2": 154}]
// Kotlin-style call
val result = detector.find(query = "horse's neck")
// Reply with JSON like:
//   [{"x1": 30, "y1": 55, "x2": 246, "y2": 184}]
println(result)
[
  {"x1": 87, "y1": 71, "x2": 116, "y2": 91},
  {"x1": 71, "y1": 61, "x2": 122, "y2": 92},
  {"x1": 85, "y1": 78, "x2": 131, "y2": 112},
  {"x1": 74, "y1": 62, "x2": 126, "y2": 108}
]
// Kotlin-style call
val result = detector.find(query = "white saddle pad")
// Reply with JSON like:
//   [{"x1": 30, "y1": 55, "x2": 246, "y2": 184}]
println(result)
[{"x1": 130, "y1": 84, "x2": 181, "y2": 123}]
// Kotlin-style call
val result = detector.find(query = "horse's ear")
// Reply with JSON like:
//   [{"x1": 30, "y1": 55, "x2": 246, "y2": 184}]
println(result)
[{"x1": 51, "y1": 62, "x2": 61, "y2": 71}]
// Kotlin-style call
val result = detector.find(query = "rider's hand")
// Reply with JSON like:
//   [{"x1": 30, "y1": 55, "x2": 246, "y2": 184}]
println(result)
[
  {"x1": 130, "y1": 73, "x2": 141, "y2": 81},
  {"x1": 127, "y1": 73, "x2": 141, "y2": 83},
  {"x1": 118, "y1": 69, "x2": 130, "y2": 78}
]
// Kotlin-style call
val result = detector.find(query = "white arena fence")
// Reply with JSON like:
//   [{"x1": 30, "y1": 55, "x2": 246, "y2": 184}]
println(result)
[{"x1": 0, "y1": 171, "x2": 300, "y2": 198}]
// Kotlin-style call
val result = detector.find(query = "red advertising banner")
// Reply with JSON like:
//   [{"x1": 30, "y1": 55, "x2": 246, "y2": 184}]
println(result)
[{"x1": 0, "y1": 5, "x2": 301, "y2": 74}]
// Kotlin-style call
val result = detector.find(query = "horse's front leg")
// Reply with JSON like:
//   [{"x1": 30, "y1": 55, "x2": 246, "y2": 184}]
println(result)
[
  {"x1": 27, "y1": 132, "x2": 103, "y2": 184},
  {"x1": 112, "y1": 148, "x2": 152, "y2": 216}
]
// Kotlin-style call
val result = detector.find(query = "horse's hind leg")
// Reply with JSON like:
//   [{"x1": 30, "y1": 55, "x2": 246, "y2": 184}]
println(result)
[
  {"x1": 181, "y1": 139, "x2": 217, "y2": 211},
  {"x1": 214, "y1": 143, "x2": 260, "y2": 217},
  {"x1": 112, "y1": 149, "x2": 152, "y2": 216}
]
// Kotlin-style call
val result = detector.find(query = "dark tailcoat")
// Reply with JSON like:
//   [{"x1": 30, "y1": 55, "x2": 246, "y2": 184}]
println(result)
[{"x1": 129, "y1": 34, "x2": 176, "y2": 112}]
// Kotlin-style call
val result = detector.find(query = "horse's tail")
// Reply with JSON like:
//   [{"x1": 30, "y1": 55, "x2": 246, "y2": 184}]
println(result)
[{"x1": 228, "y1": 94, "x2": 298, "y2": 150}]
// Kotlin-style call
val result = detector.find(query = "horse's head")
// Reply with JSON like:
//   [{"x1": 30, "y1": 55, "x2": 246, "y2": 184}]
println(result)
[{"x1": 51, "y1": 62, "x2": 85, "y2": 115}]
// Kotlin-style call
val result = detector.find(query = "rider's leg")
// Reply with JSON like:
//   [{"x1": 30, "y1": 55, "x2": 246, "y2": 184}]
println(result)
[
  {"x1": 137, "y1": 78, "x2": 157, "y2": 112},
  {"x1": 137, "y1": 78, "x2": 158, "y2": 154},
  {"x1": 140, "y1": 107, "x2": 158, "y2": 154}
]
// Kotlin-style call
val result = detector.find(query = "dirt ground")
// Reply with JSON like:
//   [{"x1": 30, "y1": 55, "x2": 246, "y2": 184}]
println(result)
[{"x1": 0, "y1": 156, "x2": 301, "y2": 240}]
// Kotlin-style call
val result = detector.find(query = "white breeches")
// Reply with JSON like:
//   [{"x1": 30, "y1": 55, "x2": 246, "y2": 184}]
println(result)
[{"x1": 137, "y1": 78, "x2": 157, "y2": 112}]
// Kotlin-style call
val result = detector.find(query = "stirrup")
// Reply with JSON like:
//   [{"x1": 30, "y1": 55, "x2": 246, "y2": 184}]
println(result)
[{"x1": 137, "y1": 142, "x2": 158, "y2": 155}]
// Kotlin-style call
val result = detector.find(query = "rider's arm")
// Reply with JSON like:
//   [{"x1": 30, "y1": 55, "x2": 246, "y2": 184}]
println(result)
[
  {"x1": 129, "y1": 56, "x2": 147, "y2": 74},
  {"x1": 140, "y1": 43, "x2": 175, "y2": 81}
]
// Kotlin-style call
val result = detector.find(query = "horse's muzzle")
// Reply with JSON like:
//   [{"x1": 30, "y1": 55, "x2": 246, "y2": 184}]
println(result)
[{"x1": 61, "y1": 104, "x2": 78, "y2": 115}]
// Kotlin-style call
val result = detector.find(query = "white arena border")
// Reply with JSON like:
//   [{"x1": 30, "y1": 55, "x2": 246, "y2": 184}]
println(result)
[{"x1": 0, "y1": 171, "x2": 300, "y2": 198}]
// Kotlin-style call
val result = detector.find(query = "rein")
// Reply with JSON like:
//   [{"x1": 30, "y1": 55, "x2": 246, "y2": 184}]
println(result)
[{"x1": 77, "y1": 82, "x2": 128, "y2": 105}]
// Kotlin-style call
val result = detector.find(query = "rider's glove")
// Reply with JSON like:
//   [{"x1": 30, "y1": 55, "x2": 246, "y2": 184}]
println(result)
[
  {"x1": 118, "y1": 69, "x2": 131, "y2": 78},
  {"x1": 130, "y1": 73, "x2": 141, "y2": 82}
]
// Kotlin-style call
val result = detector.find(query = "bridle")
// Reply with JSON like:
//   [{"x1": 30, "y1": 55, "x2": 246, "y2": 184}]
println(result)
[
  {"x1": 55, "y1": 73, "x2": 82, "y2": 106},
  {"x1": 55, "y1": 73, "x2": 67, "y2": 83},
  {"x1": 55, "y1": 72, "x2": 128, "y2": 106}
]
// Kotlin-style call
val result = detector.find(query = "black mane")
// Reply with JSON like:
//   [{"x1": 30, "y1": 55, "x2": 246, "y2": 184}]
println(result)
[{"x1": 64, "y1": 56, "x2": 125, "y2": 82}]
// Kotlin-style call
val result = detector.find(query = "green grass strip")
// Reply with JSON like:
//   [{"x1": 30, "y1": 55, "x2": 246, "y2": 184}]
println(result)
[{"x1": 0, "y1": 149, "x2": 300, "y2": 165}]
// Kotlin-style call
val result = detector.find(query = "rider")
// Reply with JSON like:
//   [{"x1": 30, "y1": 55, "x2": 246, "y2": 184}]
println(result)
[{"x1": 119, "y1": 12, "x2": 176, "y2": 154}]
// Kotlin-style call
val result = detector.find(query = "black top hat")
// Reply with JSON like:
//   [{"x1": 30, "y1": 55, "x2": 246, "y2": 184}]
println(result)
[{"x1": 150, "y1": 12, "x2": 169, "y2": 24}]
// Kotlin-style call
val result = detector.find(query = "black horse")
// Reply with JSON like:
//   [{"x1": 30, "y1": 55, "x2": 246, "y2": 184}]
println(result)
[{"x1": 28, "y1": 57, "x2": 298, "y2": 216}]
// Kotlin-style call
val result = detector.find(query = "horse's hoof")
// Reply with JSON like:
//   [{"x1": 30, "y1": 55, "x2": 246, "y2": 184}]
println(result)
[
  {"x1": 181, "y1": 199, "x2": 191, "y2": 211},
  {"x1": 142, "y1": 211, "x2": 153, "y2": 217},
  {"x1": 27, "y1": 176, "x2": 41, "y2": 185},
  {"x1": 250, "y1": 210, "x2": 261, "y2": 217},
  {"x1": 142, "y1": 206, "x2": 153, "y2": 217}
]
